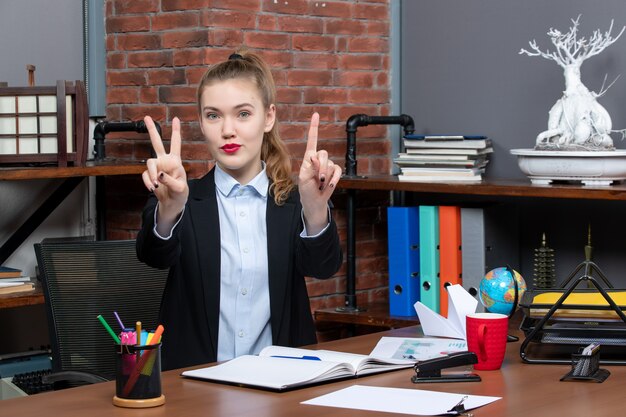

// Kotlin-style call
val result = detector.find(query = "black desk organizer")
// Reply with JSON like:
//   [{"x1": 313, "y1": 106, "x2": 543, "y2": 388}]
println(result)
[
  {"x1": 560, "y1": 347, "x2": 610, "y2": 382},
  {"x1": 519, "y1": 256, "x2": 626, "y2": 365}
]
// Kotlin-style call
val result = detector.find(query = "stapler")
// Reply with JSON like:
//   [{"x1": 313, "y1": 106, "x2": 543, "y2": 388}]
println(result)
[{"x1": 411, "y1": 351, "x2": 481, "y2": 383}]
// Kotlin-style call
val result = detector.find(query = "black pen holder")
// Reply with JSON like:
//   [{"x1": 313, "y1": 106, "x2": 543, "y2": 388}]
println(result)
[
  {"x1": 560, "y1": 347, "x2": 610, "y2": 383},
  {"x1": 113, "y1": 343, "x2": 165, "y2": 408}
]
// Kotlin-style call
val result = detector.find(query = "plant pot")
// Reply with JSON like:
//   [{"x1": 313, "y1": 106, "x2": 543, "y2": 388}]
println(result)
[{"x1": 510, "y1": 149, "x2": 626, "y2": 186}]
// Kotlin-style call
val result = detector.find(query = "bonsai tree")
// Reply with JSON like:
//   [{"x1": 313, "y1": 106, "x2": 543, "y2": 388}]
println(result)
[{"x1": 520, "y1": 16, "x2": 625, "y2": 150}]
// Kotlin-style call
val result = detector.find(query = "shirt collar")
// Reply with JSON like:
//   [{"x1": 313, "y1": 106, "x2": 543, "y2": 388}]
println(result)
[{"x1": 214, "y1": 162, "x2": 269, "y2": 198}]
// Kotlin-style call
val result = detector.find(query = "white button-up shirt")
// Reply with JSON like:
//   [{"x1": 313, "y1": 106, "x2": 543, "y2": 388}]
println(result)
[{"x1": 214, "y1": 164, "x2": 272, "y2": 361}]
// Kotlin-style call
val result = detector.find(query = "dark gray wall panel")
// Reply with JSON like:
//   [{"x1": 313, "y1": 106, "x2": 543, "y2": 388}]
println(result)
[{"x1": 401, "y1": 1, "x2": 626, "y2": 179}]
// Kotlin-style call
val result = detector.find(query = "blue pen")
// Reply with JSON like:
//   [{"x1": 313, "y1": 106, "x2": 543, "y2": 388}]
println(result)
[{"x1": 271, "y1": 355, "x2": 321, "y2": 361}]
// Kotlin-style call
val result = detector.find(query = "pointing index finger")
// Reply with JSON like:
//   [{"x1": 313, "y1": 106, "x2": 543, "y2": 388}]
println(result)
[{"x1": 305, "y1": 112, "x2": 319, "y2": 154}]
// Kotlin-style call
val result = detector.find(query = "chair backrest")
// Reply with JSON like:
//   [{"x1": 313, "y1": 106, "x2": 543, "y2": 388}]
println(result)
[{"x1": 35, "y1": 239, "x2": 168, "y2": 380}]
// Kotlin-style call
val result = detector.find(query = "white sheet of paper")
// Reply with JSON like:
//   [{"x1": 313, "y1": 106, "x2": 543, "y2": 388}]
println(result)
[
  {"x1": 302, "y1": 385, "x2": 500, "y2": 416},
  {"x1": 369, "y1": 337, "x2": 468, "y2": 361},
  {"x1": 414, "y1": 284, "x2": 478, "y2": 340}
]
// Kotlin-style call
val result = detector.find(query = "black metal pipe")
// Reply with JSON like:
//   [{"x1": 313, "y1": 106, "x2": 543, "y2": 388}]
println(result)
[
  {"x1": 93, "y1": 120, "x2": 161, "y2": 161},
  {"x1": 340, "y1": 114, "x2": 415, "y2": 312},
  {"x1": 343, "y1": 188, "x2": 357, "y2": 311},
  {"x1": 344, "y1": 114, "x2": 415, "y2": 178},
  {"x1": 92, "y1": 120, "x2": 160, "y2": 239}
]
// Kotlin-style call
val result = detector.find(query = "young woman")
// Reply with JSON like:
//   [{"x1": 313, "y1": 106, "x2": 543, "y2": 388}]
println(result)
[{"x1": 136, "y1": 49, "x2": 343, "y2": 370}]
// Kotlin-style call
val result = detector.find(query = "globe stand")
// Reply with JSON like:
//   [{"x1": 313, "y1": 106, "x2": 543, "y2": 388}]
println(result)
[
  {"x1": 506, "y1": 265, "x2": 520, "y2": 343},
  {"x1": 507, "y1": 334, "x2": 519, "y2": 342}
]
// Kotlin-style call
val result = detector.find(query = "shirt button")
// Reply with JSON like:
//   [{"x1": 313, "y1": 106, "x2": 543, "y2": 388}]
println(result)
[
  {"x1": 243, "y1": 248, "x2": 249, "y2": 253},
  {"x1": 241, "y1": 288, "x2": 248, "y2": 295},
  {"x1": 239, "y1": 211, "x2": 246, "y2": 217},
  {"x1": 238, "y1": 331, "x2": 244, "y2": 338},
  {"x1": 238, "y1": 189, "x2": 244, "y2": 196}
]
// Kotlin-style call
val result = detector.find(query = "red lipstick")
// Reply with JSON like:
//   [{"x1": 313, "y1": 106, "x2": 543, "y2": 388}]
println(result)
[{"x1": 221, "y1": 144, "x2": 241, "y2": 154}]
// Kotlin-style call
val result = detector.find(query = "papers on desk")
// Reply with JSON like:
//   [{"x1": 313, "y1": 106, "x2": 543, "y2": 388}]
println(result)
[
  {"x1": 302, "y1": 385, "x2": 500, "y2": 416},
  {"x1": 369, "y1": 337, "x2": 468, "y2": 361},
  {"x1": 414, "y1": 284, "x2": 477, "y2": 339}
]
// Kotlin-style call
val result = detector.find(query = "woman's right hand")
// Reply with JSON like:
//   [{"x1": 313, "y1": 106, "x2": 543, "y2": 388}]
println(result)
[{"x1": 141, "y1": 116, "x2": 189, "y2": 226}]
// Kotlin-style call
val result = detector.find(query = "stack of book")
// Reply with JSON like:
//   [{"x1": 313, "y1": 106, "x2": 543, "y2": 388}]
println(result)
[
  {"x1": 0, "y1": 266, "x2": 35, "y2": 295},
  {"x1": 394, "y1": 135, "x2": 493, "y2": 182}
]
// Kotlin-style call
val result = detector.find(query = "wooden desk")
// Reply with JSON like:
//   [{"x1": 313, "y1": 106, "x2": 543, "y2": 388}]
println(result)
[{"x1": 3, "y1": 325, "x2": 624, "y2": 416}]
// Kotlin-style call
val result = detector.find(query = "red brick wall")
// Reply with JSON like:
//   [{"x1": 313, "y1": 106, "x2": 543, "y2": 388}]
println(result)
[{"x1": 103, "y1": 0, "x2": 392, "y2": 325}]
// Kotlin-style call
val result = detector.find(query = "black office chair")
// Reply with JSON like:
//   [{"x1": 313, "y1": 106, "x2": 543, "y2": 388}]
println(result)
[{"x1": 34, "y1": 239, "x2": 168, "y2": 388}]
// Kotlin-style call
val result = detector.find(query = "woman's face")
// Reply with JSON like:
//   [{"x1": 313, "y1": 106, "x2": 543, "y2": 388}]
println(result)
[{"x1": 199, "y1": 77, "x2": 276, "y2": 184}]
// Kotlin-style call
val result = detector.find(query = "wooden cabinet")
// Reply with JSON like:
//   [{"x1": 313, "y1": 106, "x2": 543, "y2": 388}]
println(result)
[
  {"x1": 320, "y1": 175, "x2": 626, "y2": 327},
  {"x1": 0, "y1": 162, "x2": 146, "y2": 309}
]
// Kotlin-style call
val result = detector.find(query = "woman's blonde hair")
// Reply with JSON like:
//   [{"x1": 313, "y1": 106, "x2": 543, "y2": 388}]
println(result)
[{"x1": 196, "y1": 48, "x2": 295, "y2": 205}]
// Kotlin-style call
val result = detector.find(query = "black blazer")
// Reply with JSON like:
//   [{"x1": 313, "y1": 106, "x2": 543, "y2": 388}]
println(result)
[{"x1": 136, "y1": 169, "x2": 343, "y2": 370}]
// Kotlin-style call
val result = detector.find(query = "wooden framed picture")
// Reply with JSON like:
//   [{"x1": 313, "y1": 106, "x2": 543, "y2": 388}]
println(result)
[{"x1": 0, "y1": 80, "x2": 88, "y2": 167}]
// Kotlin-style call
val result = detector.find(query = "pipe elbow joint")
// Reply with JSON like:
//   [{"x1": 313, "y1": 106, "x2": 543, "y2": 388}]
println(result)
[{"x1": 346, "y1": 114, "x2": 370, "y2": 132}]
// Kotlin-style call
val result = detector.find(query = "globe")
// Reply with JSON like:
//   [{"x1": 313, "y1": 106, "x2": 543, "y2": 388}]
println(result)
[{"x1": 479, "y1": 267, "x2": 527, "y2": 316}]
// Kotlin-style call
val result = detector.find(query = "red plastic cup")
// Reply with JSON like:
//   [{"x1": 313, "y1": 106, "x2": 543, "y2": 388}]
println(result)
[{"x1": 466, "y1": 312, "x2": 508, "y2": 370}]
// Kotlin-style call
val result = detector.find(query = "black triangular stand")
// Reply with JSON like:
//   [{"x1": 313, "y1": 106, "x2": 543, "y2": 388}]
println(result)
[{"x1": 520, "y1": 258, "x2": 626, "y2": 365}]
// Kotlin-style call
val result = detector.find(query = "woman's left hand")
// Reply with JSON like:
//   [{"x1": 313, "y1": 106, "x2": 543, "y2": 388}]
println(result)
[{"x1": 298, "y1": 112, "x2": 342, "y2": 235}]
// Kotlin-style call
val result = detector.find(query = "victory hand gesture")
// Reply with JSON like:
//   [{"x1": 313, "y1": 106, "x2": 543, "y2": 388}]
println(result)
[
  {"x1": 298, "y1": 113, "x2": 342, "y2": 235},
  {"x1": 141, "y1": 116, "x2": 189, "y2": 226}
]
